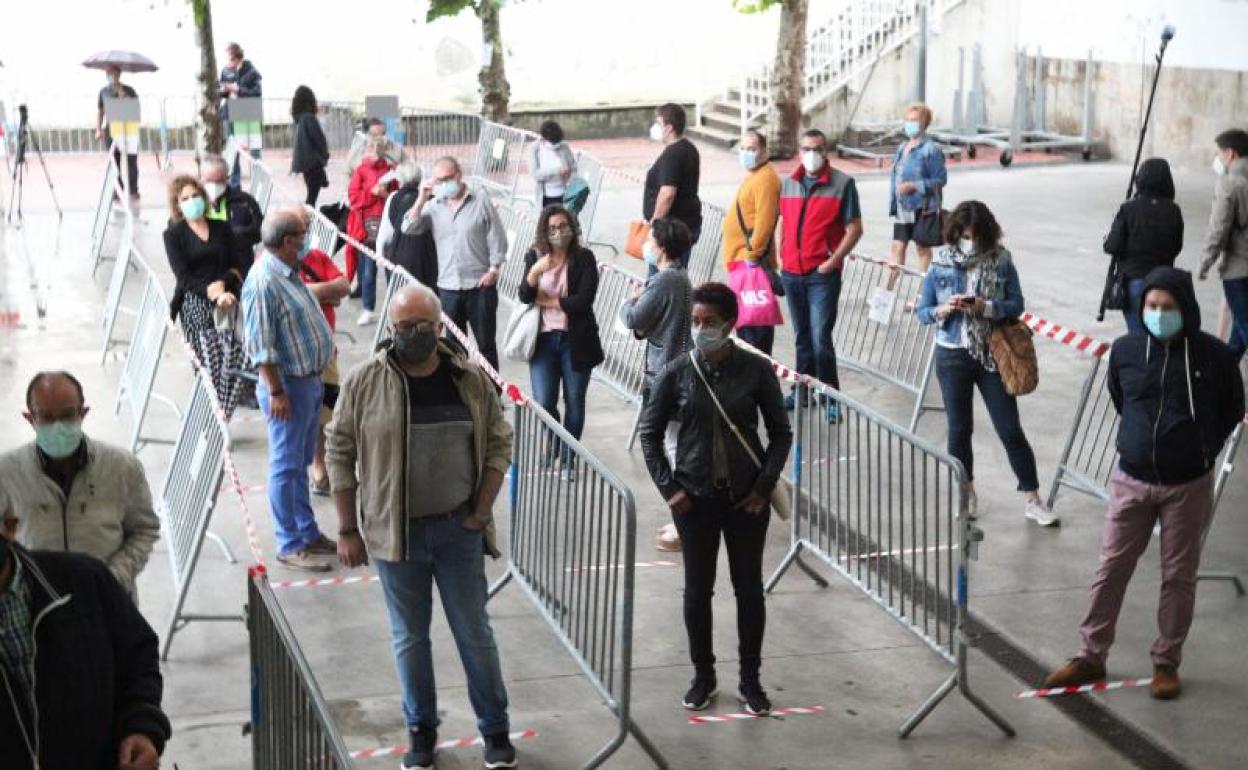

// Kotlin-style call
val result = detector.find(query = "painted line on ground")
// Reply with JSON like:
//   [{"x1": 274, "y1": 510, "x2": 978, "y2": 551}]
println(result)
[
  {"x1": 687, "y1": 705, "x2": 824, "y2": 725},
  {"x1": 1015, "y1": 678, "x2": 1152, "y2": 699},
  {"x1": 839, "y1": 545, "x2": 959, "y2": 561},
  {"x1": 565, "y1": 560, "x2": 679, "y2": 573},
  {"x1": 349, "y1": 729, "x2": 538, "y2": 759}
]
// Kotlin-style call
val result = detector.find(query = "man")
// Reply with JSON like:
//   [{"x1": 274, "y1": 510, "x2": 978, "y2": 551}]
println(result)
[
  {"x1": 202, "y1": 154, "x2": 265, "y2": 273},
  {"x1": 327, "y1": 285, "x2": 517, "y2": 769},
  {"x1": 0, "y1": 371, "x2": 159, "y2": 599},
  {"x1": 643, "y1": 103, "x2": 702, "y2": 272},
  {"x1": 777, "y1": 128, "x2": 864, "y2": 422},
  {"x1": 0, "y1": 524, "x2": 171, "y2": 769},
  {"x1": 1198, "y1": 128, "x2": 1248, "y2": 361},
  {"x1": 242, "y1": 208, "x2": 336, "y2": 571},
  {"x1": 402, "y1": 156, "x2": 508, "y2": 373},
  {"x1": 1045, "y1": 267, "x2": 1244, "y2": 700},
  {"x1": 723, "y1": 129, "x2": 782, "y2": 354},
  {"x1": 94, "y1": 64, "x2": 140, "y2": 205},
  {"x1": 218, "y1": 42, "x2": 263, "y2": 189}
]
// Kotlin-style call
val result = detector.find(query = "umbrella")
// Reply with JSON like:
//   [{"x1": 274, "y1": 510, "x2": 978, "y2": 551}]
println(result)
[{"x1": 82, "y1": 51, "x2": 159, "y2": 74}]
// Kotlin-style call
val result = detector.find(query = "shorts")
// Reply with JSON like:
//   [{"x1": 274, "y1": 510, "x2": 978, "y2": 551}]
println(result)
[
  {"x1": 318, "y1": 354, "x2": 340, "y2": 428},
  {"x1": 892, "y1": 213, "x2": 943, "y2": 248}
]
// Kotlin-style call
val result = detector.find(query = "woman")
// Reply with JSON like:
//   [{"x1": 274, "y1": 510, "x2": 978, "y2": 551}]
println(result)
[
  {"x1": 619, "y1": 218, "x2": 694, "y2": 551},
  {"x1": 347, "y1": 136, "x2": 398, "y2": 325},
  {"x1": 888, "y1": 102, "x2": 948, "y2": 274},
  {"x1": 377, "y1": 161, "x2": 440, "y2": 289},
  {"x1": 291, "y1": 85, "x2": 330, "y2": 206},
  {"x1": 529, "y1": 120, "x2": 576, "y2": 209},
  {"x1": 163, "y1": 175, "x2": 248, "y2": 419},
  {"x1": 1101, "y1": 158, "x2": 1183, "y2": 335},
  {"x1": 518, "y1": 206, "x2": 604, "y2": 471},
  {"x1": 637, "y1": 282, "x2": 792, "y2": 716},
  {"x1": 916, "y1": 201, "x2": 1057, "y2": 527}
]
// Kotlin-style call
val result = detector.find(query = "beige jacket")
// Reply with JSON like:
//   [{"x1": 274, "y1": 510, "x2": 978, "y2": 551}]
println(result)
[
  {"x1": 325, "y1": 341, "x2": 513, "y2": 561},
  {"x1": 1202, "y1": 157, "x2": 1248, "y2": 281},
  {"x1": 0, "y1": 438, "x2": 159, "y2": 595}
]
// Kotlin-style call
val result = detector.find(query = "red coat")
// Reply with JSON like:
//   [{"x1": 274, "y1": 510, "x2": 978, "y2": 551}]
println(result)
[{"x1": 345, "y1": 156, "x2": 398, "y2": 280}]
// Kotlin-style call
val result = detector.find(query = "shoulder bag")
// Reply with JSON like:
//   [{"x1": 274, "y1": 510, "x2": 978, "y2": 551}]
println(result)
[{"x1": 503, "y1": 302, "x2": 541, "y2": 362}]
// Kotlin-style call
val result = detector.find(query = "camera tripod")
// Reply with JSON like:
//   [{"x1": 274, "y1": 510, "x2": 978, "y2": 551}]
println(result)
[{"x1": 6, "y1": 104, "x2": 63, "y2": 225}]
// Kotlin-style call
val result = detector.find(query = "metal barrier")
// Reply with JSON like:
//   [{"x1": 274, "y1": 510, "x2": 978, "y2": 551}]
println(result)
[
  {"x1": 248, "y1": 160, "x2": 276, "y2": 215},
  {"x1": 1046, "y1": 355, "x2": 1117, "y2": 506},
  {"x1": 687, "y1": 202, "x2": 725, "y2": 286},
  {"x1": 766, "y1": 376, "x2": 1013, "y2": 738},
  {"x1": 572, "y1": 150, "x2": 608, "y2": 242},
  {"x1": 89, "y1": 152, "x2": 120, "y2": 274},
  {"x1": 308, "y1": 207, "x2": 340, "y2": 256},
  {"x1": 473, "y1": 121, "x2": 536, "y2": 200},
  {"x1": 490, "y1": 400, "x2": 667, "y2": 769},
  {"x1": 401, "y1": 108, "x2": 481, "y2": 170},
  {"x1": 589, "y1": 264, "x2": 648, "y2": 408},
  {"x1": 100, "y1": 219, "x2": 137, "y2": 363},
  {"x1": 495, "y1": 203, "x2": 536, "y2": 304},
  {"x1": 115, "y1": 272, "x2": 180, "y2": 453},
  {"x1": 248, "y1": 570, "x2": 354, "y2": 769}
]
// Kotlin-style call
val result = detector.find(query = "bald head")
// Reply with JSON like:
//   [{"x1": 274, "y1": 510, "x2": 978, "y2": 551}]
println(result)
[
  {"x1": 24, "y1": 371, "x2": 88, "y2": 425},
  {"x1": 390, "y1": 285, "x2": 442, "y2": 326},
  {"x1": 262, "y1": 207, "x2": 308, "y2": 262}
]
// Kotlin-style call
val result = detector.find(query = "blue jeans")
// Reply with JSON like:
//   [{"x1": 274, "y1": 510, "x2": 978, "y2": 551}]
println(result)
[
  {"x1": 229, "y1": 147, "x2": 263, "y2": 190},
  {"x1": 781, "y1": 269, "x2": 842, "y2": 389},
  {"x1": 374, "y1": 515, "x2": 510, "y2": 735},
  {"x1": 1122, "y1": 277, "x2": 1147, "y2": 335},
  {"x1": 257, "y1": 374, "x2": 324, "y2": 555},
  {"x1": 528, "y1": 331, "x2": 591, "y2": 442},
  {"x1": 934, "y1": 346, "x2": 1039, "y2": 491},
  {"x1": 358, "y1": 252, "x2": 378, "y2": 312},
  {"x1": 1223, "y1": 277, "x2": 1248, "y2": 361},
  {"x1": 440, "y1": 286, "x2": 500, "y2": 374}
]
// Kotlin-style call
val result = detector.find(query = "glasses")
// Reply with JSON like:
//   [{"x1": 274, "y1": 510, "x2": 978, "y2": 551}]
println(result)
[
  {"x1": 392, "y1": 319, "x2": 437, "y2": 334},
  {"x1": 547, "y1": 224, "x2": 572, "y2": 235}
]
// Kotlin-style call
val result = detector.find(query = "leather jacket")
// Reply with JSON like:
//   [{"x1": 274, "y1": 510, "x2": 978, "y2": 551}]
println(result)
[{"x1": 639, "y1": 344, "x2": 792, "y2": 503}]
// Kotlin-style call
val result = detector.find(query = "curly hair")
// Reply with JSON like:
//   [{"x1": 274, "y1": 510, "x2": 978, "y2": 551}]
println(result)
[
  {"x1": 533, "y1": 205, "x2": 581, "y2": 256},
  {"x1": 167, "y1": 174, "x2": 207, "y2": 222},
  {"x1": 291, "y1": 85, "x2": 318, "y2": 118},
  {"x1": 943, "y1": 200, "x2": 1002, "y2": 256},
  {"x1": 691, "y1": 282, "x2": 738, "y2": 323}
]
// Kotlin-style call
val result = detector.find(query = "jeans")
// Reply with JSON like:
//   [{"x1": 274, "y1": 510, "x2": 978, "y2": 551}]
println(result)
[
  {"x1": 1122, "y1": 277, "x2": 1147, "y2": 335},
  {"x1": 934, "y1": 346, "x2": 1039, "y2": 491},
  {"x1": 229, "y1": 147, "x2": 263, "y2": 190},
  {"x1": 648, "y1": 221, "x2": 702, "y2": 279},
  {"x1": 257, "y1": 374, "x2": 324, "y2": 555},
  {"x1": 1223, "y1": 277, "x2": 1248, "y2": 361},
  {"x1": 304, "y1": 166, "x2": 327, "y2": 206},
  {"x1": 440, "y1": 286, "x2": 500, "y2": 373},
  {"x1": 671, "y1": 490, "x2": 770, "y2": 682},
  {"x1": 736, "y1": 325, "x2": 775, "y2": 356},
  {"x1": 781, "y1": 269, "x2": 842, "y2": 389},
  {"x1": 358, "y1": 252, "x2": 378, "y2": 312},
  {"x1": 111, "y1": 148, "x2": 140, "y2": 197},
  {"x1": 374, "y1": 514, "x2": 510, "y2": 735},
  {"x1": 529, "y1": 331, "x2": 592, "y2": 443}
]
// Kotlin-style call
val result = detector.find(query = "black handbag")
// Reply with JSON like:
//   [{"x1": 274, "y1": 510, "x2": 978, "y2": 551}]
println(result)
[
  {"x1": 912, "y1": 208, "x2": 945, "y2": 248},
  {"x1": 1102, "y1": 260, "x2": 1128, "y2": 311},
  {"x1": 735, "y1": 201, "x2": 784, "y2": 297}
]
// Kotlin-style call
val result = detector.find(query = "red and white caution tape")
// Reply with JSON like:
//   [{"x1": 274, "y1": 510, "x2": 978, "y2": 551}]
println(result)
[
  {"x1": 1019, "y1": 311, "x2": 1112, "y2": 359},
  {"x1": 1014, "y1": 678, "x2": 1152, "y2": 699},
  {"x1": 349, "y1": 729, "x2": 538, "y2": 760},
  {"x1": 270, "y1": 574, "x2": 380, "y2": 590},
  {"x1": 687, "y1": 705, "x2": 824, "y2": 725}
]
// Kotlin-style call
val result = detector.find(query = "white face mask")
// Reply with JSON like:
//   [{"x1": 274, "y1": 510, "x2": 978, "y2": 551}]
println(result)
[
  {"x1": 1212, "y1": 155, "x2": 1227, "y2": 176},
  {"x1": 649, "y1": 122, "x2": 665, "y2": 142},
  {"x1": 203, "y1": 181, "x2": 226, "y2": 201},
  {"x1": 801, "y1": 150, "x2": 824, "y2": 175},
  {"x1": 958, "y1": 238, "x2": 975, "y2": 255}
]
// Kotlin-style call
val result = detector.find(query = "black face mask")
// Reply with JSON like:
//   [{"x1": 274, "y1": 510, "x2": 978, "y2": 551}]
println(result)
[{"x1": 393, "y1": 327, "x2": 438, "y2": 366}]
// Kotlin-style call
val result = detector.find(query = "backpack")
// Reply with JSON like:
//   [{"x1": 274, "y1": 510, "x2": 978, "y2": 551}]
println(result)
[{"x1": 563, "y1": 177, "x2": 590, "y2": 215}]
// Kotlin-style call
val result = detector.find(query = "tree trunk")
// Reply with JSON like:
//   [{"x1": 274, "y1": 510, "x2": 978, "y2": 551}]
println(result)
[
  {"x1": 476, "y1": 0, "x2": 511, "y2": 124},
  {"x1": 191, "y1": 0, "x2": 224, "y2": 155},
  {"x1": 770, "y1": 0, "x2": 808, "y2": 159}
]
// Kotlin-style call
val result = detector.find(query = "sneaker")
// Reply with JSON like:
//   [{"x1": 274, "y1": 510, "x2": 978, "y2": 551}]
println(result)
[
  {"x1": 824, "y1": 401, "x2": 843, "y2": 424},
  {"x1": 965, "y1": 487, "x2": 978, "y2": 520},
  {"x1": 738, "y1": 681, "x2": 772, "y2": 716},
  {"x1": 275, "y1": 550, "x2": 331, "y2": 572},
  {"x1": 783, "y1": 391, "x2": 797, "y2": 411},
  {"x1": 357, "y1": 310, "x2": 376, "y2": 326},
  {"x1": 304, "y1": 534, "x2": 338, "y2": 556},
  {"x1": 482, "y1": 732, "x2": 518, "y2": 769},
  {"x1": 655, "y1": 523, "x2": 682, "y2": 552},
  {"x1": 401, "y1": 725, "x2": 437, "y2": 770},
  {"x1": 559, "y1": 466, "x2": 577, "y2": 483},
  {"x1": 1042, "y1": 657, "x2": 1106, "y2": 689},
  {"x1": 682, "y1": 676, "x2": 718, "y2": 711},
  {"x1": 1025, "y1": 498, "x2": 1060, "y2": 527},
  {"x1": 1151, "y1": 665, "x2": 1181, "y2": 700},
  {"x1": 310, "y1": 475, "x2": 331, "y2": 497}
]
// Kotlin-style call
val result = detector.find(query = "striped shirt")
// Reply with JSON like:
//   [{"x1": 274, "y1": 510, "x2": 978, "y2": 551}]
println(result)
[
  {"x1": 242, "y1": 251, "x2": 334, "y2": 377},
  {"x1": 0, "y1": 555, "x2": 34, "y2": 702}
]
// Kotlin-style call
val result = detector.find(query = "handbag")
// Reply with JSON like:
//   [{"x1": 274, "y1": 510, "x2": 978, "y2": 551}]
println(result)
[
  {"x1": 362, "y1": 216, "x2": 382, "y2": 247},
  {"x1": 727, "y1": 260, "x2": 783, "y2": 328},
  {"x1": 1101, "y1": 260, "x2": 1127, "y2": 311},
  {"x1": 988, "y1": 318, "x2": 1039, "y2": 396},
  {"x1": 735, "y1": 201, "x2": 784, "y2": 297},
  {"x1": 625, "y1": 220, "x2": 650, "y2": 259},
  {"x1": 688, "y1": 352, "x2": 792, "y2": 520},
  {"x1": 502, "y1": 302, "x2": 541, "y2": 362},
  {"x1": 212, "y1": 302, "x2": 242, "y2": 335},
  {"x1": 911, "y1": 208, "x2": 945, "y2": 248}
]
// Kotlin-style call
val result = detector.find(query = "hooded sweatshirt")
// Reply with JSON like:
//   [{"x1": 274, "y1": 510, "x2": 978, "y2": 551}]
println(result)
[
  {"x1": 1108, "y1": 266, "x2": 1245, "y2": 484},
  {"x1": 1103, "y1": 158, "x2": 1184, "y2": 280}
]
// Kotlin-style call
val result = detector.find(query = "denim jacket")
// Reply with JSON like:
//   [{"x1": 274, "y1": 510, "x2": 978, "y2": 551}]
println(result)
[
  {"x1": 916, "y1": 246, "x2": 1025, "y2": 347},
  {"x1": 888, "y1": 137, "x2": 947, "y2": 217}
]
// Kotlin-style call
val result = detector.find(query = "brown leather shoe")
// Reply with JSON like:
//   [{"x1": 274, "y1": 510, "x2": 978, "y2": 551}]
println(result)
[
  {"x1": 1043, "y1": 657, "x2": 1107, "y2": 689},
  {"x1": 276, "y1": 550, "x2": 332, "y2": 572},
  {"x1": 304, "y1": 534, "x2": 338, "y2": 556},
  {"x1": 1150, "y1": 665, "x2": 1181, "y2": 700}
]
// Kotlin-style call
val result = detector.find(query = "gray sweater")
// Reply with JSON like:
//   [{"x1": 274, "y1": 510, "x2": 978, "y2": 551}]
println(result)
[{"x1": 619, "y1": 266, "x2": 692, "y2": 387}]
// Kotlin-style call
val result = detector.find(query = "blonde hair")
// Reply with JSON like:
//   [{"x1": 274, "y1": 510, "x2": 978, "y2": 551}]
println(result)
[{"x1": 905, "y1": 102, "x2": 934, "y2": 129}]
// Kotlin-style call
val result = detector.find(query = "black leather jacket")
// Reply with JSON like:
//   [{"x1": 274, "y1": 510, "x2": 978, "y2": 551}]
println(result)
[{"x1": 639, "y1": 345, "x2": 792, "y2": 503}]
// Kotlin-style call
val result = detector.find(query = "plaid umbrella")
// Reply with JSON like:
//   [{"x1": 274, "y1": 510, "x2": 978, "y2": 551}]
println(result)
[{"x1": 82, "y1": 50, "x2": 159, "y2": 73}]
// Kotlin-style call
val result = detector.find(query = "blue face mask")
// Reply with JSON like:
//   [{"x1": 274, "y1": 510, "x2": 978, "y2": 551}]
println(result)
[
  {"x1": 903, "y1": 120, "x2": 922, "y2": 138},
  {"x1": 434, "y1": 180, "x2": 460, "y2": 201},
  {"x1": 35, "y1": 420, "x2": 84, "y2": 459},
  {"x1": 739, "y1": 150, "x2": 757, "y2": 171},
  {"x1": 643, "y1": 241, "x2": 660, "y2": 266},
  {"x1": 180, "y1": 196, "x2": 206, "y2": 220},
  {"x1": 1143, "y1": 308, "x2": 1183, "y2": 340}
]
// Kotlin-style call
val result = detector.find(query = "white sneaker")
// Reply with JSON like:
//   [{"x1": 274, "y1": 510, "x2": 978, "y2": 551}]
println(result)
[
  {"x1": 965, "y1": 487, "x2": 978, "y2": 520},
  {"x1": 1025, "y1": 499, "x2": 1060, "y2": 527},
  {"x1": 357, "y1": 310, "x2": 376, "y2": 326}
]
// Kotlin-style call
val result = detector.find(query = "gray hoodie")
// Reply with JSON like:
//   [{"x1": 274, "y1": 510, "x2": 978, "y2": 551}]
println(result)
[{"x1": 1201, "y1": 156, "x2": 1248, "y2": 281}]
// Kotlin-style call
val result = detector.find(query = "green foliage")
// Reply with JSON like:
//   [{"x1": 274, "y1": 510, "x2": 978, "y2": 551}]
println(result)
[
  {"x1": 426, "y1": 0, "x2": 493, "y2": 23},
  {"x1": 733, "y1": 0, "x2": 779, "y2": 13},
  {"x1": 190, "y1": 0, "x2": 208, "y2": 28}
]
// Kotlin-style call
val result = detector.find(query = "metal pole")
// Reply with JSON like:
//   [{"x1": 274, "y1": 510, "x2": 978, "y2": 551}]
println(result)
[{"x1": 913, "y1": 1, "x2": 929, "y2": 103}]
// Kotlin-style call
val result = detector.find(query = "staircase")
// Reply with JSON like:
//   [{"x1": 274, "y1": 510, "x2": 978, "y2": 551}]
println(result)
[{"x1": 689, "y1": 0, "x2": 958, "y2": 148}]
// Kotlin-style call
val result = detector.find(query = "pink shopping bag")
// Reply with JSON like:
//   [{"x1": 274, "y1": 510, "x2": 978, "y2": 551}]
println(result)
[{"x1": 727, "y1": 260, "x2": 783, "y2": 328}]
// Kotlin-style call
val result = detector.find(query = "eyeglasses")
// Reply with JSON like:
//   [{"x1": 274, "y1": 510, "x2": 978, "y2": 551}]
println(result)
[
  {"x1": 392, "y1": 319, "x2": 437, "y2": 334},
  {"x1": 547, "y1": 224, "x2": 572, "y2": 235}
]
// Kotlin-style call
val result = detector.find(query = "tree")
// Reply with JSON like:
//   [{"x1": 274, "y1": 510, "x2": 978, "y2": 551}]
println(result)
[
  {"x1": 735, "y1": 0, "x2": 807, "y2": 158},
  {"x1": 189, "y1": 0, "x2": 224, "y2": 155},
  {"x1": 427, "y1": 0, "x2": 511, "y2": 123}
]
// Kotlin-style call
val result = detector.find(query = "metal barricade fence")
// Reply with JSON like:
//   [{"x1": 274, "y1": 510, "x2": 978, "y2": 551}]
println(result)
[
  {"x1": 248, "y1": 161, "x2": 276, "y2": 215},
  {"x1": 116, "y1": 272, "x2": 180, "y2": 453},
  {"x1": 401, "y1": 108, "x2": 482, "y2": 170},
  {"x1": 248, "y1": 570, "x2": 354, "y2": 769},
  {"x1": 491, "y1": 401, "x2": 668, "y2": 769},
  {"x1": 572, "y1": 150, "x2": 608, "y2": 242},
  {"x1": 473, "y1": 121, "x2": 536, "y2": 200},
  {"x1": 589, "y1": 264, "x2": 648, "y2": 409},
  {"x1": 1046, "y1": 355, "x2": 1117, "y2": 506},
  {"x1": 100, "y1": 219, "x2": 137, "y2": 363},
  {"x1": 766, "y1": 375, "x2": 1013, "y2": 738},
  {"x1": 495, "y1": 203, "x2": 536, "y2": 304},
  {"x1": 687, "y1": 202, "x2": 725, "y2": 286},
  {"x1": 833, "y1": 253, "x2": 942, "y2": 430},
  {"x1": 308, "y1": 206, "x2": 340, "y2": 256},
  {"x1": 89, "y1": 152, "x2": 120, "y2": 273}
]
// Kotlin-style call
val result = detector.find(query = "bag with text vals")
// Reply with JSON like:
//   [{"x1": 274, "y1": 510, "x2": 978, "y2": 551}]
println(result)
[{"x1": 727, "y1": 260, "x2": 783, "y2": 328}]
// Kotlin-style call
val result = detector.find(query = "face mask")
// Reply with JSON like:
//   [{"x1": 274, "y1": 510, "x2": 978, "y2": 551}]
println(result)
[
  {"x1": 691, "y1": 323, "x2": 730, "y2": 354},
  {"x1": 958, "y1": 238, "x2": 975, "y2": 255},
  {"x1": 1212, "y1": 155, "x2": 1227, "y2": 176},
  {"x1": 35, "y1": 420, "x2": 84, "y2": 459},
  {"x1": 903, "y1": 120, "x2": 922, "y2": 138},
  {"x1": 738, "y1": 150, "x2": 758, "y2": 171},
  {"x1": 296, "y1": 237, "x2": 311, "y2": 261},
  {"x1": 393, "y1": 326, "x2": 439, "y2": 365},
  {"x1": 801, "y1": 150, "x2": 824, "y2": 175},
  {"x1": 434, "y1": 180, "x2": 459, "y2": 201},
  {"x1": 642, "y1": 241, "x2": 660, "y2": 266},
  {"x1": 204, "y1": 181, "x2": 226, "y2": 201},
  {"x1": 180, "y1": 196, "x2": 206, "y2": 220},
  {"x1": 649, "y1": 122, "x2": 665, "y2": 142},
  {"x1": 549, "y1": 231, "x2": 573, "y2": 250},
  {"x1": 1143, "y1": 308, "x2": 1183, "y2": 340}
]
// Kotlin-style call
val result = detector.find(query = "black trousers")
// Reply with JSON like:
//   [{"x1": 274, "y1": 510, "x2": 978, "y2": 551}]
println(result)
[
  {"x1": 111, "y1": 147, "x2": 139, "y2": 197},
  {"x1": 303, "y1": 165, "x2": 328, "y2": 206},
  {"x1": 735, "y1": 325, "x2": 775, "y2": 356},
  {"x1": 671, "y1": 489, "x2": 770, "y2": 682}
]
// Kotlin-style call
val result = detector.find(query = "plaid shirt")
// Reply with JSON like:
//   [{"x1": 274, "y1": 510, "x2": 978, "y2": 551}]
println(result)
[
  {"x1": 0, "y1": 555, "x2": 34, "y2": 702},
  {"x1": 242, "y1": 251, "x2": 334, "y2": 378}
]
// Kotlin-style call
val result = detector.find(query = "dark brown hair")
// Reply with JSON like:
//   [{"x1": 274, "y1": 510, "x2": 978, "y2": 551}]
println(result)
[
  {"x1": 943, "y1": 200, "x2": 1002, "y2": 256},
  {"x1": 533, "y1": 205, "x2": 581, "y2": 256},
  {"x1": 656, "y1": 103, "x2": 687, "y2": 135},
  {"x1": 691, "y1": 282, "x2": 738, "y2": 323},
  {"x1": 167, "y1": 174, "x2": 207, "y2": 222}
]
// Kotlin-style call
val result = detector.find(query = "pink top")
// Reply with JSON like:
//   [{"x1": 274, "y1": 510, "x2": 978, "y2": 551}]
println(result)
[{"x1": 538, "y1": 261, "x2": 569, "y2": 331}]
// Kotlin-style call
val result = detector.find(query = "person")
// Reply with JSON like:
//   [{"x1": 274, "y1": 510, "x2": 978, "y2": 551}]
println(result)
[
  {"x1": 1103, "y1": 157, "x2": 1183, "y2": 334},
  {"x1": 778, "y1": 128, "x2": 864, "y2": 421},
  {"x1": 347, "y1": 136, "x2": 399, "y2": 326},
  {"x1": 378, "y1": 161, "x2": 440, "y2": 289},
  {"x1": 888, "y1": 102, "x2": 948, "y2": 275},
  {"x1": 402, "y1": 156, "x2": 508, "y2": 374},
  {"x1": 219, "y1": 42, "x2": 263, "y2": 189},
  {"x1": 1198, "y1": 128, "x2": 1248, "y2": 361},
  {"x1": 722, "y1": 129, "x2": 782, "y2": 354},
  {"x1": 343, "y1": 122, "x2": 403, "y2": 292},
  {"x1": 0, "y1": 371, "x2": 159, "y2": 599},
  {"x1": 518, "y1": 205, "x2": 604, "y2": 468},
  {"x1": 201, "y1": 154, "x2": 264, "y2": 274},
  {"x1": 0, "y1": 531, "x2": 171, "y2": 770},
  {"x1": 529, "y1": 120, "x2": 576, "y2": 209},
  {"x1": 619, "y1": 218, "x2": 694, "y2": 551},
  {"x1": 327, "y1": 285, "x2": 518, "y2": 770},
  {"x1": 915, "y1": 200, "x2": 1057, "y2": 526},
  {"x1": 345, "y1": 117, "x2": 403, "y2": 179},
  {"x1": 637, "y1": 282, "x2": 792, "y2": 716},
  {"x1": 241, "y1": 208, "x2": 336, "y2": 572},
  {"x1": 291, "y1": 85, "x2": 330, "y2": 206},
  {"x1": 291, "y1": 208, "x2": 351, "y2": 496},
  {"x1": 94, "y1": 65, "x2": 140, "y2": 205},
  {"x1": 1044, "y1": 267, "x2": 1244, "y2": 700},
  {"x1": 643, "y1": 103, "x2": 702, "y2": 272},
  {"x1": 163, "y1": 174, "x2": 249, "y2": 419}
]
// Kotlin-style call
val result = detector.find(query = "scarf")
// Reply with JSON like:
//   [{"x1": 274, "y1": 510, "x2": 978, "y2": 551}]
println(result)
[{"x1": 949, "y1": 247, "x2": 999, "y2": 371}]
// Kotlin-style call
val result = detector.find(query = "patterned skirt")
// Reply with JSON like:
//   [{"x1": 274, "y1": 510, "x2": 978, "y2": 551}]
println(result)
[{"x1": 179, "y1": 292, "x2": 247, "y2": 420}]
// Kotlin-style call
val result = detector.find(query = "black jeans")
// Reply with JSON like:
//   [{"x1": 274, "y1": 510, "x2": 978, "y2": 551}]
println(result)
[
  {"x1": 439, "y1": 285, "x2": 500, "y2": 374},
  {"x1": 671, "y1": 490, "x2": 770, "y2": 682},
  {"x1": 304, "y1": 165, "x2": 328, "y2": 206},
  {"x1": 736, "y1": 325, "x2": 775, "y2": 356},
  {"x1": 934, "y1": 346, "x2": 1039, "y2": 491},
  {"x1": 111, "y1": 147, "x2": 139, "y2": 197}
]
